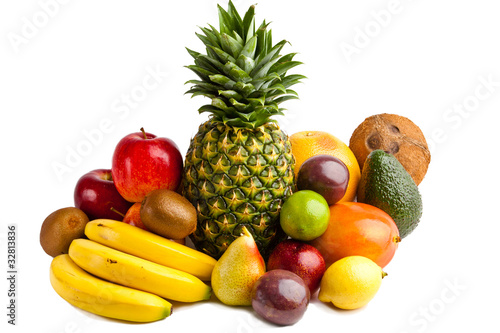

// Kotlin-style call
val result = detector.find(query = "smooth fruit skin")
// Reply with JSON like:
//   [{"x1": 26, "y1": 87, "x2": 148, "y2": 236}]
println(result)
[
  {"x1": 74, "y1": 169, "x2": 133, "y2": 220},
  {"x1": 280, "y1": 190, "x2": 330, "y2": 241},
  {"x1": 85, "y1": 219, "x2": 216, "y2": 281},
  {"x1": 122, "y1": 203, "x2": 148, "y2": 230},
  {"x1": 267, "y1": 240, "x2": 325, "y2": 294},
  {"x1": 111, "y1": 129, "x2": 183, "y2": 203},
  {"x1": 50, "y1": 254, "x2": 172, "y2": 322},
  {"x1": 251, "y1": 269, "x2": 310, "y2": 326},
  {"x1": 318, "y1": 256, "x2": 384, "y2": 310},
  {"x1": 69, "y1": 239, "x2": 211, "y2": 302},
  {"x1": 211, "y1": 227, "x2": 266, "y2": 306},
  {"x1": 310, "y1": 202, "x2": 400, "y2": 268},
  {"x1": 297, "y1": 154, "x2": 350, "y2": 205},
  {"x1": 289, "y1": 131, "x2": 361, "y2": 202}
]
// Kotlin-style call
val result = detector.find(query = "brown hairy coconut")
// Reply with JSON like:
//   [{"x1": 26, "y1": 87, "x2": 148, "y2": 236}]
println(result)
[{"x1": 349, "y1": 113, "x2": 431, "y2": 185}]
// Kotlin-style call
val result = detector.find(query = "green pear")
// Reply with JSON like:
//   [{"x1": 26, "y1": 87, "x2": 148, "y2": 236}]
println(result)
[{"x1": 211, "y1": 227, "x2": 266, "y2": 306}]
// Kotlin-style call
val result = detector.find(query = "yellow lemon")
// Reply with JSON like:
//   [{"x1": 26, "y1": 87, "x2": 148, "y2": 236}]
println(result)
[{"x1": 318, "y1": 256, "x2": 385, "y2": 310}]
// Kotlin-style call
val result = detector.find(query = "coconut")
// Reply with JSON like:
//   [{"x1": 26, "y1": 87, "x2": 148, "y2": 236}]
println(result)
[{"x1": 349, "y1": 113, "x2": 431, "y2": 185}]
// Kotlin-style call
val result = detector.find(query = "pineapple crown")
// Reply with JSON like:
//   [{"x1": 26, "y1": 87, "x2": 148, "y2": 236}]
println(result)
[{"x1": 185, "y1": 1, "x2": 305, "y2": 129}]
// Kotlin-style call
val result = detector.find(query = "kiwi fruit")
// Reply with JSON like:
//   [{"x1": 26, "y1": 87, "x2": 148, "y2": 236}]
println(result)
[
  {"x1": 40, "y1": 207, "x2": 89, "y2": 257},
  {"x1": 140, "y1": 189, "x2": 197, "y2": 240},
  {"x1": 349, "y1": 113, "x2": 431, "y2": 185}
]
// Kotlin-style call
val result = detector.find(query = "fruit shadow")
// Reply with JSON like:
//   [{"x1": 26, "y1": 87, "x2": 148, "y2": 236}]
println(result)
[
  {"x1": 310, "y1": 296, "x2": 367, "y2": 315},
  {"x1": 70, "y1": 305, "x2": 158, "y2": 326},
  {"x1": 166, "y1": 284, "x2": 242, "y2": 313},
  {"x1": 204, "y1": 290, "x2": 282, "y2": 328}
]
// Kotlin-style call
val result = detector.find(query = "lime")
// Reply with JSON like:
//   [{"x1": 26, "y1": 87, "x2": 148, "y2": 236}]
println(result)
[
  {"x1": 280, "y1": 190, "x2": 330, "y2": 241},
  {"x1": 318, "y1": 256, "x2": 385, "y2": 310}
]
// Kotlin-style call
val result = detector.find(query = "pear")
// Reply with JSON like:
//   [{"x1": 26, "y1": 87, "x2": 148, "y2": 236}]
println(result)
[{"x1": 211, "y1": 227, "x2": 266, "y2": 306}]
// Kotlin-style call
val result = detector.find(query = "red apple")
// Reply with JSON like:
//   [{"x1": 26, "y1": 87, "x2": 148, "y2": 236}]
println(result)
[
  {"x1": 267, "y1": 239, "x2": 326, "y2": 294},
  {"x1": 111, "y1": 128, "x2": 183, "y2": 202},
  {"x1": 122, "y1": 203, "x2": 148, "y2": 230},
  {"x1": 74, "y1": 169, "x2": 133, "y2": 221}
]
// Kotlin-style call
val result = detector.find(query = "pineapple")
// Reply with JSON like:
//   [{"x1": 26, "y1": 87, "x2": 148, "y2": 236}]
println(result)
[{"x1": 183, "y1": 1, "x2": 305, "y2": 259}]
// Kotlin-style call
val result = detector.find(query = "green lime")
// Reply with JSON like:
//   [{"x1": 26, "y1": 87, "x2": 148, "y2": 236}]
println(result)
[{"x1": 280, "y1": 190, "x2": 330, "y2": 241}]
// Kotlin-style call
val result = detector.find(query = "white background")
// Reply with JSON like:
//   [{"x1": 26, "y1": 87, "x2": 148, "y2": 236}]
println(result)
[{"x1": 1, "y1": 0, "x2": 499, "y2": 332}]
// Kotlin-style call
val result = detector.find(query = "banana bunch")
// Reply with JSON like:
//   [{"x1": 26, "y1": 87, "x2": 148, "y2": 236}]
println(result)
[
  {"x1": 50, "y1": 254, "x2": 172, "y2": 322},
  {"x1": 85, "y1": 219, "x2": 217, "y2": 281},
  {"x1": 49, "y1": 219, "x2": 217, "y2": 323}
]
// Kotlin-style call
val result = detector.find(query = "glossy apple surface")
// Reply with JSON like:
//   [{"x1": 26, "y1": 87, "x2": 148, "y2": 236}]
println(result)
[
  {"x1": 74, "y1": 169, "x2": 133, "y2": 220},
  {"x1": 297, "y1": 154, "x2": 349, "y2": 205},
  {"x1": 122, "y1": 203, "x2": 148, "y2": 230},
  {"x1": 111, "y1": 128, "x2": 183, "y2": 202},
  {"x1": 267, "y1": 239, "x2": 326, "y2": 294}
]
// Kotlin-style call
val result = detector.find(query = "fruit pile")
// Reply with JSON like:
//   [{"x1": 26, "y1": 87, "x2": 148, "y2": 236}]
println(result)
[{"x1": 40, "y1": 1, "x2": 431, "y2": 326}]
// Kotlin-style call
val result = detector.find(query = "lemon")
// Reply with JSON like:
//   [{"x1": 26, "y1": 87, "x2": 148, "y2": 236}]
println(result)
[
  {"x1": 318, "y1": 256, "x2": 385, "y2": 310},
  {"x1": 279, "y1": 190, "x2": 330, "y2": 241}
]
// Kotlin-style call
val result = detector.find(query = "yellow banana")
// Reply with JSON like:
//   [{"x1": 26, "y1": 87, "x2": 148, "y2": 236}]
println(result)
[
  {"x1": 69, "y1": 238, "x2": 211, "y2": 302},
  {"x1": 49, "y1": 254, "x2": 172, "y2": 323},
  {"x1": 85, "y1": 219, "x2": 216, "y2": 281}
]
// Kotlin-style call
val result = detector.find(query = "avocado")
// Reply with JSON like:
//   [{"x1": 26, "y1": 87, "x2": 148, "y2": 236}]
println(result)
[{"x1": 357, "y1": 150, "x2": 422, "y2": 239}]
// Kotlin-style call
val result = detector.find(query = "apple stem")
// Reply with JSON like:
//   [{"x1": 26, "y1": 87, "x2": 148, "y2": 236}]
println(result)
[
  {"x1": 140, "y1": 127, "x2": 147, "y2": 140},
  {"x1": 110, "y1": 207, "x2": 125, "y2": 218}
]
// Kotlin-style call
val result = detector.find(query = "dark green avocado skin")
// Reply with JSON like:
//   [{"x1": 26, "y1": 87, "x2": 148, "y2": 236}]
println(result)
[{"x1": 357, "y1": 150, "x2": 422, "y2": 239}]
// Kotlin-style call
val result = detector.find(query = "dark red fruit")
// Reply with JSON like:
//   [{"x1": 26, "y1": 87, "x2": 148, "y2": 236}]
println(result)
[
  {"x1": 297, "y1": 154, "x2": 350, "y2": 205},
  {"x1": 251, "y1": 269, "x2": 310, "y2": 326},
  {"x1": 267, "y1": 239, "x2": 326, "y2": 294}
]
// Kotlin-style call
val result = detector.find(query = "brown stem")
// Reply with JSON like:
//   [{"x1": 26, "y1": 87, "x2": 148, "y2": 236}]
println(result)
[
  {"x1": 140, "y1": 127, "x2": 147, "y2": 140},
  {"x1": 110, "y1": 207, "x2": 125, "y2": 218}
]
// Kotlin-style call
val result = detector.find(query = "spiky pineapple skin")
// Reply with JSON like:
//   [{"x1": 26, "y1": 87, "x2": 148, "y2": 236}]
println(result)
[{"x1": 183, "y1": 120, "x2": 294, "y2": 259}]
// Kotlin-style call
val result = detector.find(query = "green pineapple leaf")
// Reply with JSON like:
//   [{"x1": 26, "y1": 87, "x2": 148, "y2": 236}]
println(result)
[{"x1": 185, "y1": 0, "x2": 304, "y2": 128}]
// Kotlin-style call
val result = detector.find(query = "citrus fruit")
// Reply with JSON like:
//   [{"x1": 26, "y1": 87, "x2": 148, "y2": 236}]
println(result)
[
  {"x1": 289, "y1": 131, "x2": 361, "y2": 202},
  {"x1": 318, "y1": 256, "x2": 385, "y2": 310},
  {"x1": 280, "y1": 190, "x2": 330, "y2": 241},
  {"x1": 310, "y1": 202, "x2": 400, "y2": 268}
]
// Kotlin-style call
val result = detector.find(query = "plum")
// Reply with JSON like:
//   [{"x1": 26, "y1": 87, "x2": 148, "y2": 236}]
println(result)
[
  {"x1": 251, "y1": 269, "x2": 310, "y2": 326},
  {"x1": 267, "y1": 239, "x2": 326, "y2": 295},
  {"x1": 297, "y1": 154, "x2": 349, "y2": 205}
]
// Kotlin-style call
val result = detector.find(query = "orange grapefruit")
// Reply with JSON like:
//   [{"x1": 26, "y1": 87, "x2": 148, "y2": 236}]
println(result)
[{"x1": 289, "y1": 131, "x2": 361, "y2": 202}]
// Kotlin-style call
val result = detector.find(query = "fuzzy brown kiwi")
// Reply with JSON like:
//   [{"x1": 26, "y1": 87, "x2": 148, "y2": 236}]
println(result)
[
  {"x1": 349, "y1": 113, "x2": 431, "y2": 185},
  {"x1": 40, "y1": 207, "x2": 89, "y2": 257},
  {"x1": 140, "y1": 189, "x2": 197, "y2": 240}
]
